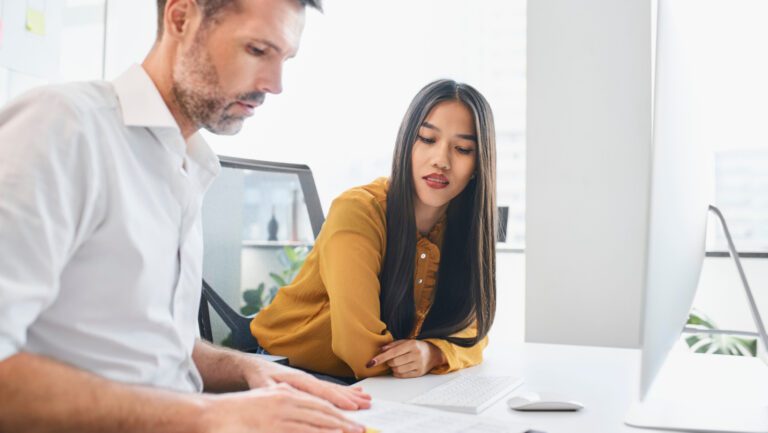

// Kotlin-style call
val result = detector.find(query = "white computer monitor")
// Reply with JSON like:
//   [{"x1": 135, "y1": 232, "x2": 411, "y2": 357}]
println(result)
[
  {"x1": 625, "y1": 1, "x2": 768, "y2": 431},
  {"x1": 635, "y1": 0, "x2": 713, "y2": 402}
]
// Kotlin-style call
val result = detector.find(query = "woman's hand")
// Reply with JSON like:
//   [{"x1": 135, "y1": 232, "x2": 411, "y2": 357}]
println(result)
[{"x1": 367, "y1": 340, "x2": 447, "y2": 378}]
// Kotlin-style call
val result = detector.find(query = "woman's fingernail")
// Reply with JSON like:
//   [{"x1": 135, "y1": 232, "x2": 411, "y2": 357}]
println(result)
[{"x1": 366, "y1": 360, "x2": 376, "y2": 368}]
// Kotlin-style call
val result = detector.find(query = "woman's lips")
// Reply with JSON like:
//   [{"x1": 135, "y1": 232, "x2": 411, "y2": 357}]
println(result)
[{"x1": 423, "y1": 173, "x2": 449, "y2": 189}]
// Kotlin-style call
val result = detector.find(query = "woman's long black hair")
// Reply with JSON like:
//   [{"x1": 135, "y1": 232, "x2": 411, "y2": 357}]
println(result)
[{"x1": 379, "y1": 79, "x2": 497, "y2": 347}]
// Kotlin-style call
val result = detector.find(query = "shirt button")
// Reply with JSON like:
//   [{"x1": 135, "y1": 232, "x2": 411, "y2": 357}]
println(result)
[
  {"x1": 420, "y1": 253, "x2": 427, "y2": 259},
  {"x1": 418, "y1": 279, "x2": 423, "y2": 284}
]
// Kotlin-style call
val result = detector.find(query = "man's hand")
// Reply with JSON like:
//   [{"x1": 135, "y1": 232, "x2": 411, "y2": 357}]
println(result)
[
  {"x1": 193, "y1": 340, "x2": 371, "y2": 410},
  {"x1": 367, "y1": 340, "x2": 446, "y2": 378},
  {"x1": 243, "y1": 357, "x2": 372, "y2": 410},
  {"x1": 200, "y1": 383, "x2": 366, "y2": 433},
  {"x1": 0, "y1": 352, "x2": 367, "y2": 433}
]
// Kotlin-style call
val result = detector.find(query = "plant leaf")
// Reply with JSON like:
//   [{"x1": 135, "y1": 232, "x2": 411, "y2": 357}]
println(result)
[
  {"x1": 285, "y1": 246, "x2": 298, "y2": 262},
  {"x1": 270, "y1": 272, "x2": 287, "y2": 287},
  {"x1": 687, "y1": 310, "x2": 716, "y2": 329},
  {"x1": 242, "y1": 289, "x2": 261, "y2": 306},
  {"x1": 241, "y1": 305, "x2": 261, "y2": 316}
]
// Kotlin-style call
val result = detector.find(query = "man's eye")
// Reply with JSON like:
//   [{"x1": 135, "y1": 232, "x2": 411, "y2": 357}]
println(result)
[{"x1": 248, "y1": 46, "x2": 266, "y2": 56}]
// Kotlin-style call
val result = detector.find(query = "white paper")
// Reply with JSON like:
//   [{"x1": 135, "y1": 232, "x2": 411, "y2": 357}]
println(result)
[{"x1": 345, "y1": 400, "x2": 531, "y2": 433}]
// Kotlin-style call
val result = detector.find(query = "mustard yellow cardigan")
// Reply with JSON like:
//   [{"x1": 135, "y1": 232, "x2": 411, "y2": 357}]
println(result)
[{"x1": 251, "y1": 177, "x2": 487, "y2": 378}]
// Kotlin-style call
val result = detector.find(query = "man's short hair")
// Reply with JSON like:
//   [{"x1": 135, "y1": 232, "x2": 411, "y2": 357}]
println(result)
[{"x1": 156, "y1": 0, "x2": 322, "y2": 40}]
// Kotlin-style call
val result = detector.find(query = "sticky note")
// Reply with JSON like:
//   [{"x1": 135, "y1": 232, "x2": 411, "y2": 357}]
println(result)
[
  {"x1": 365, "y1": 428, "x2": 381, "y2": 433},
  {"x1": 25, "y1": 8, "x2": 46, "y2": 36}
]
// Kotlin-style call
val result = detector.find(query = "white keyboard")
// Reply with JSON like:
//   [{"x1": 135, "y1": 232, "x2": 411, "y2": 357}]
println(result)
[{"x1": 407, "y1": 375, "x2": 524, "y2": 414}]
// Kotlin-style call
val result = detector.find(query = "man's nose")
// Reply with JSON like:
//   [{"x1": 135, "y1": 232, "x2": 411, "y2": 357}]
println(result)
[{"x1": 257, "y1": 62, "x2": 283, "y2": 95}]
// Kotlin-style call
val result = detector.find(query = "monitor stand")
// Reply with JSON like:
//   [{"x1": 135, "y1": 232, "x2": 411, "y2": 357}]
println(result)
[
  {"x1": 625, "y1": 400, "x2": 768, "y2": 433},
  {"x1": 625, "y1": 205, "x2": 768, "y2": 432}
]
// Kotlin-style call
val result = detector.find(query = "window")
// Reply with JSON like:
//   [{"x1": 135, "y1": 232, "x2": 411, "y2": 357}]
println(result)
[{"x1": 713, "y1": 150, "x2": 768, "y2": 253}]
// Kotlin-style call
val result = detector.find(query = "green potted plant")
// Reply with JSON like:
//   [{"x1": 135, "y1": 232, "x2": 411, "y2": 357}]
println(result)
[
  {"x1": 221, "y1": 246, "x2": 309, "y2": 348},
  {"x1": 685, "y1": 309, "x2": 757, "y2": 357}
]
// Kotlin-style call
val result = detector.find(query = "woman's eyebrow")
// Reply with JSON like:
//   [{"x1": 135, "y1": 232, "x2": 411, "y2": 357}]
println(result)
[
  {"x1": 422, "y1": 122, "x2": 477, "y2": 141},
  {"x1": 421, "y1": 121, "x2": 440, "y2": 131},
  {"x1": 457, "y1": 133, "x2": 478, "y2": 142}
]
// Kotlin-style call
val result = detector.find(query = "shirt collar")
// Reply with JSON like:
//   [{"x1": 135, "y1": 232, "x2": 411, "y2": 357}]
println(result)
[
  {"x1": 420, "y1": 213, "x2": 447, "y2": 247},
  {"x1": 112, "y1": 65, "x2": 220, "y2": 182},
  {"x1": 188, "y1": 133, "x2": 221, "y2": 186},
  {"x1": 113, "y1": 64, "x2": 179, "y2": 129}
]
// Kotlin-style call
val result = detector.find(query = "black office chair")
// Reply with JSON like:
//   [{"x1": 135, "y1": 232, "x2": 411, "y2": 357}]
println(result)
[
  {"x1": 198, "y1": 278, "x2": 262, "y2": 352},
  {"x1": 197, "y1": 157, "x2": 325, "y2": 353}
]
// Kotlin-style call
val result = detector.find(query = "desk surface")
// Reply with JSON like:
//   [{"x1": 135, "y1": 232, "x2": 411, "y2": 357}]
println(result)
[{"x1": 357, "y1": 342, "x2": 768, "y2": 433}]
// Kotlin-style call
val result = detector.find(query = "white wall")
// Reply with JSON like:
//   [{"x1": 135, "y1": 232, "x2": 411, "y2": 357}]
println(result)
[
  {"x1": 526, "y1": 0, "x2": 652, "y2": 348},
  {"x1": 490, "y1": 251, "x2": 526, "y2": 346},
  {"x1": 103, "y1": 0, "x2": 156, "y2": 79}
]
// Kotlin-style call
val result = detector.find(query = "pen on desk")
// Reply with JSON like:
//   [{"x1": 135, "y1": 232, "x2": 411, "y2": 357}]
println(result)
[{"x1": 524, "y1": 430, "x2": 547, "y2": 433}]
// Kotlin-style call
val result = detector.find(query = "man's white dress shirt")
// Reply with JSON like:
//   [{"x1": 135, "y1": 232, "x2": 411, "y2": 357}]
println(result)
[{"x1": 0, "y1": 65, "x2": 220, "y2": 393}]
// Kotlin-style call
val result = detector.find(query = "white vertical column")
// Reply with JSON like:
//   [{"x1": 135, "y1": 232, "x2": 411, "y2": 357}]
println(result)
[{"x1": 526, "y1": 0, "x2": 652, "y2": 348}]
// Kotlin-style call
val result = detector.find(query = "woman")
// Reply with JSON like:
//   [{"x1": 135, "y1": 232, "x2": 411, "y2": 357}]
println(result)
[{"x1": 251, "y1": 79, "x2": 497, "y2": 381}]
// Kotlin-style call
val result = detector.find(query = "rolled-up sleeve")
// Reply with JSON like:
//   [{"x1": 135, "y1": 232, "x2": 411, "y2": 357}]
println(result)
[
  {"x1": 425, "y1": 322, "x2": 488, "y2": 374},
  {"x1": 0, "y1": 90, "x2": 95, "y2": 361},
  {"x1": 318, "y1": 193, "x2": 393, "y2": 378}
]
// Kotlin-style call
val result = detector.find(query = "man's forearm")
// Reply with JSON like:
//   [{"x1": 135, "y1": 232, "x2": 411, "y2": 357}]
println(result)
[
  {"x1": 192, "y1": 340, "x2": 374, "y2": 413},
  {"x1": 0, "y1": 352, "x2": 207, "y2": 433},
  {"x1": 192, "y1": 339, "x2": 261, "y2": 393}
]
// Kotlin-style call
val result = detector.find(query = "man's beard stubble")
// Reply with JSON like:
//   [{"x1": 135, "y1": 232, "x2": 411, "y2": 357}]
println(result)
[{"x1": 171, "y1": 37, "x2": 247, "y2": 135}]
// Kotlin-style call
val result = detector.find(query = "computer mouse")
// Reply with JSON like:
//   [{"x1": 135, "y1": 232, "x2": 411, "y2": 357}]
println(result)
[{"x1": 507, "y1": 392, "x2": 584, "y2": 412}]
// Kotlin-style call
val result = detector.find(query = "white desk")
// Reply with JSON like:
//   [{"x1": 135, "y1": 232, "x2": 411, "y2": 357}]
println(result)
[{"x1": 357, "y1": 342, "x2": 768, "y2": 433}]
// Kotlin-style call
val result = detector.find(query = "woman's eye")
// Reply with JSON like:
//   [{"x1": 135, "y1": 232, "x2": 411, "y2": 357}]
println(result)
[
  {"x1": 456, "y1": 147, "x2": 475, "y2": 155},
  {"x1": 417, "y1": 135, "x2": 436, "y2": 144}
]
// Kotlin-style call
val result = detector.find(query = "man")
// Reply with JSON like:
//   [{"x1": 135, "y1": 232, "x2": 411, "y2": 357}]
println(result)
[{"x1": 0, "y1": 0, "x2": 370, "y2": 431}]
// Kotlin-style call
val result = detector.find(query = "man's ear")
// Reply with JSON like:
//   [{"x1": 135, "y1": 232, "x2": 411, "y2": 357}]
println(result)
[{"x1": 163, "y1": 0, "x2": 200, "y2": 41}]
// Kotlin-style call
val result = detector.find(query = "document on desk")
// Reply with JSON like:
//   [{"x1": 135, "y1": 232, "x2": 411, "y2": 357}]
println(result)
[{"x1": 345, "y1": 399, "x2": 531, "y2": 433}]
